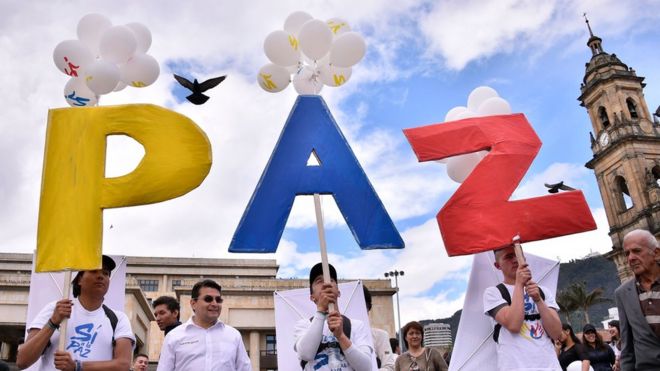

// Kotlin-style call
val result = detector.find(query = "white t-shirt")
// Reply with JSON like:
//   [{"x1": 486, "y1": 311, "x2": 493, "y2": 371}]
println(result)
[
  {"x1": 29, "y1": 298, "x2": 135, "y2": 371},
  {"x1": 372, "y1": 327, "x2": 395, "y2": 371},
  {"x1": 483, "y1": 284, "x2": 561, "y2": 371},
  {"x1": 294, "y1": 314, "x2": 373, "y2": 371}
]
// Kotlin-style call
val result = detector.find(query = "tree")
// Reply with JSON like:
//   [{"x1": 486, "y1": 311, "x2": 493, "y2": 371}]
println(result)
[
  {"x1": 556, "y1": 288, "x2": 579, "y2": 326},
  {"x1": 558, "y1": 281, "x2": 610, "y2": 326}
]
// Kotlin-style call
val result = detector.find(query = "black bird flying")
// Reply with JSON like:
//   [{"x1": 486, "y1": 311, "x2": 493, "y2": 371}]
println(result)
[
  {"x1": 544, "y1": 181, "x2": 576, "y2": 194},
  {"x1": 173, "y1": 74, "x2": 226, "y2": 105}
]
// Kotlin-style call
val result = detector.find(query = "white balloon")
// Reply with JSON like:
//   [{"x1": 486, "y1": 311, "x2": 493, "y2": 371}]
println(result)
[
  {"x1": 125, "y1": 22, "x2": 152, "y2": 53},
  {"x1": 477, "y1": 96, "x2": 512, "y2": 116},
  {"x1": 264, "y1": 30, "x2": 301, "y2": 67},
  {"x1": 99, "y1": 25, "x2": 138, "y2": 64},
  {"x1": 298, "y1": 19, "x2": 333, "y2": 60},
  {"x1": 566, "y1": 361, "x2": 594, "y2": 371},
  {"x1": 318, "y1": 63, "x2": 351, "y2": 87},
  {"x1": 76, "y1": 13, "x2": 112, "y2": 56},
  {"x1": 113, "y1": 80, "x2": 127, "y2": 92},
  {"x1": 329, "y1": 32, "x2": 366, "y2": 67},
  {"x1": 84, "y1": 60, "x2": 120, "y2": 95},
  {"x1": 64, "y1": 77, "x2": 98, "y2": 107},
  {"x1": 284, "y1": 11, "x2": 313, "y2": 36},
  {"x1": 326, "y1": 18, "x2": 351, "y2": 36},
  {"x1": 120, "y1": 54, "x2": 159, "y2": 87},
  {"x1": 446, "y1": 152, "x2": 483, "y2": 183},
  {"x1": 286, "y1": 62, "x2": 303, "y2": 75},
  {"x1": 454, "y1": 109, "x2": 478, "y2": 120},
  {"x1": 53, "y1": 40, "x2": 94, "y2": 77},
  {"x1": 257, "y1": 63, "x2": 290, "y2": 93},
  {"x1": 293, "y1": 66, "x2": 323, "y2": 95},
  {"x1": 445, "y1": 106, "x2": 468, "y2": 122},
  {"x1": 467, "y1": 86, "x2": 498, "y2": 112}
]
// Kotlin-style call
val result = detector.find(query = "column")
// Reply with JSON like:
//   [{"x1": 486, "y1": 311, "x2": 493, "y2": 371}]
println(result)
[{"x1": 249, "y1": 331, "x2": 260, "y2": 370}]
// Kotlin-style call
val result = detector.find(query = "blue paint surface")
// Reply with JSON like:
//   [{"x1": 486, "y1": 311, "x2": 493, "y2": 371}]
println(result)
[{"x1": 230, "y1": 96, "x2": 404, "y2": 253}]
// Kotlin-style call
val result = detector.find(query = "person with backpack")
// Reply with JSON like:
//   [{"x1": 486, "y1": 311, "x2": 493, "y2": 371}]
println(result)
[
  {"x1": 294, "y1": 262, "x2": 373, "y2": 371},
  {"x1": 16, "y1": 255, "x2": 135, "y2": 371},
  {"x1": 483, "y1": 246, "x2": 563, "y2": 370}
]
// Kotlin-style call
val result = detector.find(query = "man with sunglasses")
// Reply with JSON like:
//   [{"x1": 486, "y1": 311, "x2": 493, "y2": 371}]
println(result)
[{"x1": 157, "y1": 279, "x2": 251, "y2": 371}]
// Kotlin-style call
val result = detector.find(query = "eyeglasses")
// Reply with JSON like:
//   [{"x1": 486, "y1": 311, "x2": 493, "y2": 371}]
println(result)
[{"x1": 195, "y1": 295, "x2": 223, "y2": 304}]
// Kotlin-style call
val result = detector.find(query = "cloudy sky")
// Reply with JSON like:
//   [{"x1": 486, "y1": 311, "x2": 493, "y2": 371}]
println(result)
[{"x1": 2, "y1": 0, "x2": 660, "y2": 326}]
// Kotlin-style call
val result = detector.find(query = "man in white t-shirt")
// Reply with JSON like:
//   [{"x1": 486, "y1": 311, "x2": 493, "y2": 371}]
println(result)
[
  {"x1": 363, "y1": 285, "x2": 396, "y2": 370},
  {"x1": 294, "y1": 262, "x2": 373, "y2": 371},
  {"x1": 483, "y1": 246, "x2": 562, "y2": 371},
  {"x1": 16, "y1": 255, "x2": 135, "y2": 371}
]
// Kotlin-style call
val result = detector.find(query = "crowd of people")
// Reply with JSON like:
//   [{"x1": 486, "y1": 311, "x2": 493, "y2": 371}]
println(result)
[
  {"x1": 484, "y1": 228, "x2": 660, "y2": 371},
  {"x1": 10, "y1": 228, "x2": 660, "y2": 370}
]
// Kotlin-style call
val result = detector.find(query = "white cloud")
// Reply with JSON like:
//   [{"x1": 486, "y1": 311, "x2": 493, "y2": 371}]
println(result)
[{"x1": 418, "y1": 0, "x2": 660, "y2": 70}]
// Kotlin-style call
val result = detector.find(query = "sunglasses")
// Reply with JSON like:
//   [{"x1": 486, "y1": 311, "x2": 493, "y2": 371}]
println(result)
[{"x1": 196, "y1": 295, "x2": 223, "y2": 304}]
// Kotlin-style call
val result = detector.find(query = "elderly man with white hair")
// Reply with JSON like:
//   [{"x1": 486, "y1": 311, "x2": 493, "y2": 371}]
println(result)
[{"x1": 614, "y1": 229, "x2": 660, "y2": 371}]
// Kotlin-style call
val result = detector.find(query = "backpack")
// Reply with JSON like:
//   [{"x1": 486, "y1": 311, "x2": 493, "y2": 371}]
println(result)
[
  {"x1": 492, "y1": 283, "x2": 544, "y2": 343},
  {"x1": 300, "y1": 314, "x2": 352, "y2": 369}
]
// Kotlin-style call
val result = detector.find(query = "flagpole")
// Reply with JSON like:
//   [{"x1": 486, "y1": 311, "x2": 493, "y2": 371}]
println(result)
[
  {"x1": 512, "y1": 234, "x2": 526, "y2": 266},
  {"x1": 313, "y1": 193, "x2": 335, "y2": 312},
  {"x1": 57, "y1": 270, "x2": 72, "y2": 351}
]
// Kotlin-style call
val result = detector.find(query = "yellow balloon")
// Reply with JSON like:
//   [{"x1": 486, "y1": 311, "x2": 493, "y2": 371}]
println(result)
[{"x1": 36, "y1": 104, "x2": 212, "y2": 272}]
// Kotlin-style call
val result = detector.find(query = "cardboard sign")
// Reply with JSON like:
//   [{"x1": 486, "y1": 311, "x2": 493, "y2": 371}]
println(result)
[
  {"x1": 230, "y1": 96, "x2": 403, "y2": 253},
  {"x1": 404, "y1": 114, "x2": 596, "y2": 256}
]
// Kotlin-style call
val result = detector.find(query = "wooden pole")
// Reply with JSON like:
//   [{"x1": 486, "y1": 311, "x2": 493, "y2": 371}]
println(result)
[
  {"x1": 512, "y1": 234, "x2": 526, "y2": 267},
  {"x1": 57, "y1": 270, "x2": 72, "y2": 351},
  {"x1": 313, "y1": 193, "x2": 335, "y2": 312}
]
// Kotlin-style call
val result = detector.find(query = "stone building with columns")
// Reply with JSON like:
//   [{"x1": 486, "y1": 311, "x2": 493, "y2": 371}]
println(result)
[{"x1": 0, "y1": 253, "x2": 396, "y2": 370}]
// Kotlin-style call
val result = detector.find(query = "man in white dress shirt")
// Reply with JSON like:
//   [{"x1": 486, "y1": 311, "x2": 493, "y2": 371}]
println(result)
[{"x1": 157, "y1": 279, "x2": 251, "y2": 371}]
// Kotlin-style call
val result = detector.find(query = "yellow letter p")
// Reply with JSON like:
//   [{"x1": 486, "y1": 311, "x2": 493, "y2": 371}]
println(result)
[{"x1": 36, "y1": 104, "x2": 212, "y2": 272}]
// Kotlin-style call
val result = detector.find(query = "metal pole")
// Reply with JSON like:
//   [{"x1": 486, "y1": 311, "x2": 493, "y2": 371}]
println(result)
[{"x1": 395, "y1": 274, "x2": 403, "y2": 350}]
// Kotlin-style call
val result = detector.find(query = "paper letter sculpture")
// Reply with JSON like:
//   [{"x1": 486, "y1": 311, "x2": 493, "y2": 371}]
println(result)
[
  {"x1": 230, "y1": 96, "x2": 403, "y2": 253},
  {"x1": 37, "y1": 104, "x2": 212, "y2": 272},
  {"x1": 404, "y1": 114, "x2": 596, "y2": 256}
]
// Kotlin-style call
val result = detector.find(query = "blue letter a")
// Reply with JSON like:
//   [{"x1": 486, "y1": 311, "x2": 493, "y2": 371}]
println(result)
[{"x1": 229, "y1": 96, "x2": 404, "y2": 253}]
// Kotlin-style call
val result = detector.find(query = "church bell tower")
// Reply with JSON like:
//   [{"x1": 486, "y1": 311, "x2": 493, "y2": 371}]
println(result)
[{"x1": 578, "y1": 17, "x2": 660, "y2": 282}]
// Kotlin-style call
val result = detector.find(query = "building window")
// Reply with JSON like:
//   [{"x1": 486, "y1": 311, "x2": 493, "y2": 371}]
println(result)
[
  {"x1": 266, "y1": 334, "x2": 276, "y2": 354},
  {"x1": 172, "y1": 279, "x2": 181, "y2": 290},
  {"x1": 138, "y1": 279, "x2": 159, "y2": 292},
  {"x1": 653, "y1": 166, "x2": 660, "y2": 187},
  {"x1": 615, "y1": 176, "x2": 634, "y2": 210},
  {"x1": 598, "y1": 106, "x2": 610, "y2": 128},
  {"x1": 627, "y1": 98, "x2": 638, "y2": 119}
]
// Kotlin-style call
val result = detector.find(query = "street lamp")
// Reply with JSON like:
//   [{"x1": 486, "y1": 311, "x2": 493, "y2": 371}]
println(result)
[{"x1": 384, "y1": 270, "x2": 404, "y2": 351}]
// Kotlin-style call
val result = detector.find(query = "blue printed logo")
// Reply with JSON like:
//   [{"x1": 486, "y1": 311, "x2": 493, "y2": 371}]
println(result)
[{"x1": 66, "y1": 323, "x2": 101, "y2": 358}]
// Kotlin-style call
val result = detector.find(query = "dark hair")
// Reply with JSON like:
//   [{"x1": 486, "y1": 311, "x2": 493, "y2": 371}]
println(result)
[
  {"x1": 401, "y1": 321, "x2": 424, "y2": 348},
  {"x1": 582, "y1": 327, "x2": 607, "y2": 350},
  {"x1": 608, "y1": 320, "x2": 620, "y2": 334},
  {"x1": 135, "y1": 353, "x2": 148, "y2": 360},
  {"x1": 153, "y1": 296, "x2": 180, "y2": 312},
  {"x1": 389, "y1": 337, "x2": 399, "y2": 352},
  {"x1": 363, "y1": 285, "x2": 372, "y2": 312},
  {"x1": 191, "y1": 279, "x2": 222, "y2": 299},
  {"x1": 561, "y1": 323, "x2": 581, "y2": 347}
]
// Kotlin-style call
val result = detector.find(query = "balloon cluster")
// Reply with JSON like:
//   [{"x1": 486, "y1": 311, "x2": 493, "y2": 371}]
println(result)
[
  {"x1": 257, "y1": 11, "x2": 366, "y2": 95},
  {"x1": 53, "y1": 13, "x2": 160, "y2": 107},
  {"x1": 441, "y1": 86, "x2": 512, "y2": 183}
]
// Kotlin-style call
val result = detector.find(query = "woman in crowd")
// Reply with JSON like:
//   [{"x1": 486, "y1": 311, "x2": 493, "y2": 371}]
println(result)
[
  {"x1": 581, "y1": 324, "x2": 615, "y2": 371},
  {"x1": 555, "y1": 323, "x2": 590, "y2": 371},
  {"x1": 607, "y1": 320, "x2": 621, "y2": 371},
  {"x1": 394, "y1": 321, "x2": 448, "y2": 371}
]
